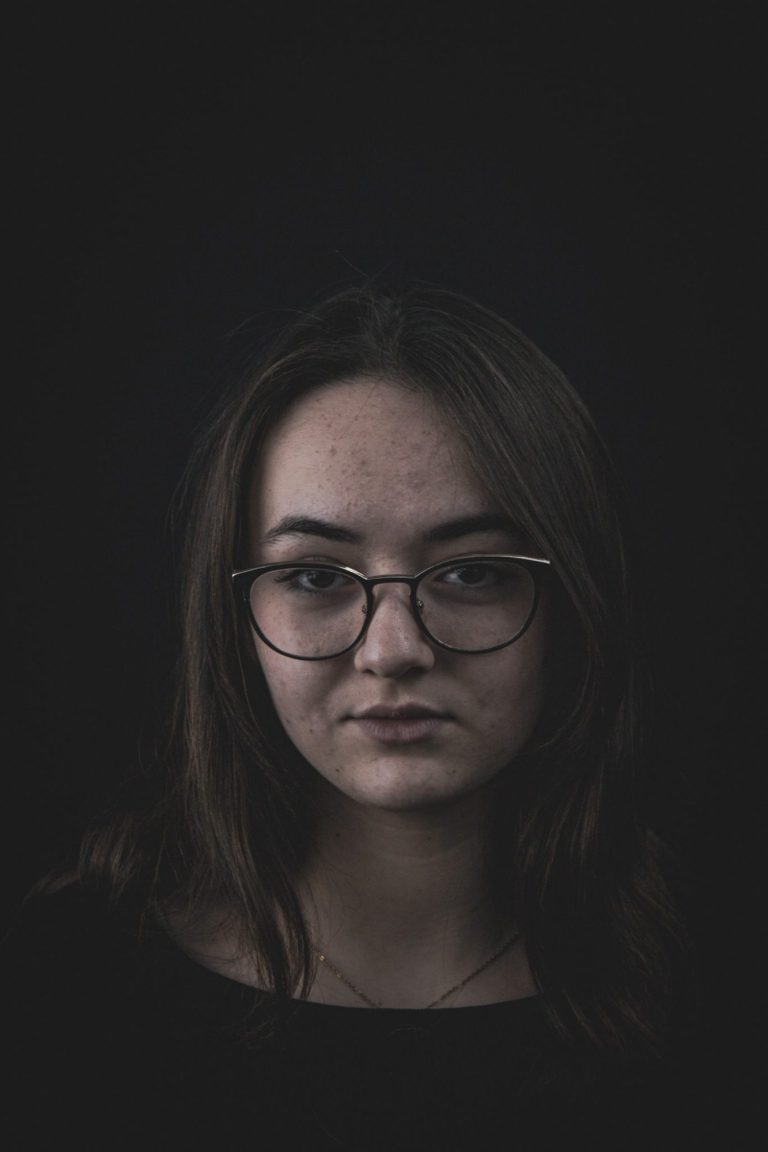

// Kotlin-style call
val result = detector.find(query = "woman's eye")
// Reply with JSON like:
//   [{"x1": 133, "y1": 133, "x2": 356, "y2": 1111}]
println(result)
[
  {"x1": 273, "y1": 569, "x2": 350, "y2": 594},
  {"x1": 441, "y1": 565, "x2": 496, "y2": 588}
]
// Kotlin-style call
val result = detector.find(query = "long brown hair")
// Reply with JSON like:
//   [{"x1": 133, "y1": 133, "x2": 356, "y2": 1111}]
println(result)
[{"x1": 72, "y1": 279, "x2": 686, "y2": 1056}]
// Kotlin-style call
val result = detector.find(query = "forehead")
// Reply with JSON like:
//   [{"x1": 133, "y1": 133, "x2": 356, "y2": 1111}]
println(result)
[{"x1": 250, "y1": 377, "x2": 497, "y2": 534}]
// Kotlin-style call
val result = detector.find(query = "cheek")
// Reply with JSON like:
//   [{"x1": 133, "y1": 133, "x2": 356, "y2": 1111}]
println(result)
[
  {"x1": 256, "y1": 647, "x2": 299, "y2": 722},
  {"x1": 255, "y1": 643, "x2": 330, "y2": 740},
  {"x1": 478, "y1": 635, "x2": 548, "y2": 742},
  {"x1": 484, "y1": 664, "x2": 544, "y2": 727}
]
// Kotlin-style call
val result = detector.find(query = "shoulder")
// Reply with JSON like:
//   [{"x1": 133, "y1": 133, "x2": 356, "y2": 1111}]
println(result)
[
  {"x1": 1, "y1": 878, "x2": 207, "y2": 1145},
  {"x1": 4, "y1": 876, "x2": 139, "y2": 967},
  {"x1": 1, "y1": 878, "x2": 155, "y2": 1042}
]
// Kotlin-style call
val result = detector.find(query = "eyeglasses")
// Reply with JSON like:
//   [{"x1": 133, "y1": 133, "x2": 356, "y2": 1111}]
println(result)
[{"x1": 231, "y1": 554, "x2": 550, "y2": 660}]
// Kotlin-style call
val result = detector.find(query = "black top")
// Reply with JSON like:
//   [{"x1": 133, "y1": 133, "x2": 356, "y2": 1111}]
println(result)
[{"x1": 0, "y1": 885, "x2": 745, "y2": 1150}]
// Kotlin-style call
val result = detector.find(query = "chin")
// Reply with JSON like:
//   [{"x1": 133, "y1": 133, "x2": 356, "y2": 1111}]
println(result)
[{"x1": 331, "y1": 763, "x2": 499, "y2": 813}]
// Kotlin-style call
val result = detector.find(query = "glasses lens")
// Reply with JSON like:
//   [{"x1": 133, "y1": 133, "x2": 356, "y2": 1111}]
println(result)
[
  {"x1": 417, "y1": 559, "x2": 536, "y2": 651},
  {"x1": 249, "y1": 567, "x2": 367, "y2": 657}
]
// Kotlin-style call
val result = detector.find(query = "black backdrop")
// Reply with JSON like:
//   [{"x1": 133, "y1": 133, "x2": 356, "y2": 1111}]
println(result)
[{"x1": 5, "y1": 5, "x2": 765, "y2": 1009}]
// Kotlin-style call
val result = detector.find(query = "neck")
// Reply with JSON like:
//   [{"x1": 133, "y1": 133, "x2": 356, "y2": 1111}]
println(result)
[{"x1": 297, "y1": 778, "x2": 526, "y2": 1007}]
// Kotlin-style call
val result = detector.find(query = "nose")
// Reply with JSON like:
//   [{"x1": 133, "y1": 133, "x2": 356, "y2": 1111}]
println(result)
[{"x1": 352, "y1": 584, "x2": 435, "y2": 678}]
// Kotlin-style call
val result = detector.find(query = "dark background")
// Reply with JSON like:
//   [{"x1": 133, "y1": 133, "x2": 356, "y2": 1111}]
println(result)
[{"x1": 5, "y1": 2, "x2": 764, "y2": 1004}]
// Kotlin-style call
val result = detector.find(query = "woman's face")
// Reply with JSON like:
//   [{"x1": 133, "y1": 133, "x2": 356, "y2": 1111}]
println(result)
[{"x1": 248, "y1": 377, "x2": 549, "y2": 813}]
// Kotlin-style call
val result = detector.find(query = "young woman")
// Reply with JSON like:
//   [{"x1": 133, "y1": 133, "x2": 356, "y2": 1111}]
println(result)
[{"x1": 5, "y1": 282, "x2": 699, "y2": 1148}]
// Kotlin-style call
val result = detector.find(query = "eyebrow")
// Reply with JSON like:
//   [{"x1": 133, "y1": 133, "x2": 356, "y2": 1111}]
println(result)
[{"x1": 260, "y1": 513, "x2": 520, "y2": 546}]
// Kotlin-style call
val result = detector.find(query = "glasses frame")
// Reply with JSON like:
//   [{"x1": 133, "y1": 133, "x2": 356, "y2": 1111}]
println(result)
[{"x1": 231, "y1": 553, "x2": 551, "y2": 661}]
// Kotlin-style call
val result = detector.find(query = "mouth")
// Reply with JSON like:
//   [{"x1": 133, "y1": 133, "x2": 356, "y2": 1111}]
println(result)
[
  {"x1": 350, "y1": 704, "x2": 451, "y2": 744},
  {"x1": 355, "y1": 705, "x2": 447, "y2": 720}
]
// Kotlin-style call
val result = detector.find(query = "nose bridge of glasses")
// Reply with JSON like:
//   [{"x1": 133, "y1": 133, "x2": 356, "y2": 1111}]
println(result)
[
  {"x1": 363, "y1": 574, "x2": 422, "y2": 620},
  {"x1": 368, "y1": 573, "x2": 418, "y2": 590}
]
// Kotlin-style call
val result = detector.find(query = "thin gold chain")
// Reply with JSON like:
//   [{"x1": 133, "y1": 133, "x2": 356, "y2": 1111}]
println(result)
[{"x1": 315, "y1": 931, "x2": 521, "y2": 1010}]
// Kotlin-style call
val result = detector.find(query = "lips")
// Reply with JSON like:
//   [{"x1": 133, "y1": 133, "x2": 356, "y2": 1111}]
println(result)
[
  {"x1": 350, "y1": 704, "x2": 451, "y2": 744},
  {"x1": 353, "y1": 704, "x2": 448, "y2": 720}
]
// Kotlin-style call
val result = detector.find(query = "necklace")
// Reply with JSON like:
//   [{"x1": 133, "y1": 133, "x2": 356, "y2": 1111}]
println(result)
[{"x1": 315, "y1": 930, "x2": 521, "y2": 1009}]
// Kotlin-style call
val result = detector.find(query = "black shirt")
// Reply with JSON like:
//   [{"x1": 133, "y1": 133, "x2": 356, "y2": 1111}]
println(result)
[{"x1": 1, "y1": 885, "x2": 736, "y2": 1150}]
